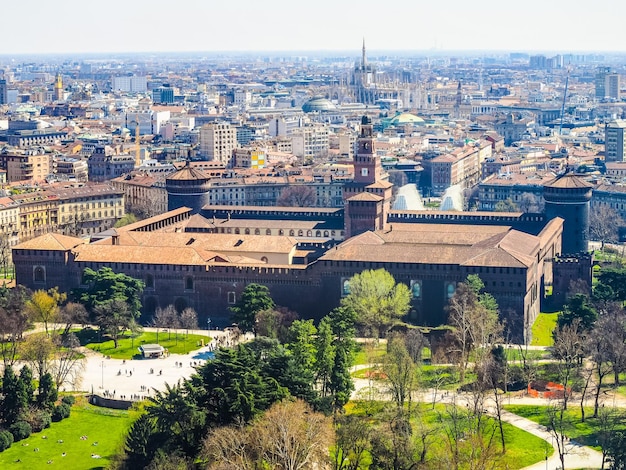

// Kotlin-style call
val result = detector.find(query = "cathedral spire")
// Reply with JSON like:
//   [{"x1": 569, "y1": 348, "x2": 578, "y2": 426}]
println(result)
[{"x1": 362, "y1": 37, "x2": 367, "y2": 68}]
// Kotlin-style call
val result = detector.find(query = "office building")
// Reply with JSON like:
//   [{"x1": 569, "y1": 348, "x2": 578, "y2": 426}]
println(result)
[{"x1": 605, "y1": 120, "x2": 626, "y2": 162}]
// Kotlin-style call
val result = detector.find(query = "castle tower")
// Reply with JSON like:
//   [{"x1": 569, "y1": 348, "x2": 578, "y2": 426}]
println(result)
[
  {"x1": 166, "y1": 162, "x2": 211, "y2": 214},
  {"x1": 543, "y1": 173, "x2": 592, "y2": 254},
  {"x1": 344, "y1": 116, "x2": 393, "y2": 238},
  {"x1": 54, "y1": 72, "x2": 63, "y2": 101}
]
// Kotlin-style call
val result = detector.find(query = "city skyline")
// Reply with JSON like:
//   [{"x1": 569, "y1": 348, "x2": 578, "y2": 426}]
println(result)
[{"x1": 3, "y1": 0, "x2": 626, "y2": 56}]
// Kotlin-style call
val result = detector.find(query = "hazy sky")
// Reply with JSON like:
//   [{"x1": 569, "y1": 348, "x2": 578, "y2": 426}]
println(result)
[{"x1": 2, "y1": 0, "x2": 624, "y2": 55}]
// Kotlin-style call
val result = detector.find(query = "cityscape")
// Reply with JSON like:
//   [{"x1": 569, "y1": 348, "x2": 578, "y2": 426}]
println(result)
[{"x1": 2, "y1": 1, "x2": 626, "y2": 469}]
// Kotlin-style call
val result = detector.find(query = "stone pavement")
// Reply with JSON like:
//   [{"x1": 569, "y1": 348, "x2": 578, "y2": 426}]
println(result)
[{"x1": 74, "y1": 329, "x2": 245, "y2": 401}]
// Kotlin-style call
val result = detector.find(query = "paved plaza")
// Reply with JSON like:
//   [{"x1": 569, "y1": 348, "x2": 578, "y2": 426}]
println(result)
[{"x1": 75, "y1": 329, "x2": 244, "y2": 401}]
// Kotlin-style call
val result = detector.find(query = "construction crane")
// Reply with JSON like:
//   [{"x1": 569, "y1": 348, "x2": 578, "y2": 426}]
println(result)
[
  {"x1": 559, "y1": 67, "x2": 571, "y2": 136},
  {"x1": 134, "y1": 123, "x2": 141, "y2": 168}
]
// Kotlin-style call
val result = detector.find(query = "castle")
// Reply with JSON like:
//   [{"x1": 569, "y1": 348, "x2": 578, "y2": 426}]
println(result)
[{"x1": 13, "y1": 117, "x2": 592, "y2": 342}]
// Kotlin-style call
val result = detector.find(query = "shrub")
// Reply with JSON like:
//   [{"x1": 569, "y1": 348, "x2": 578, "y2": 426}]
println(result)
[
  {"x1": 9, "y1": 421, "x2": 31, "y2": 441},
  {"x1": 52, "y1": 403, "x2": 71, "y2": 422},
  {"x1": 61, "y1": 395, "x2": 76, "y2": 406},
  {"x1": 26, "y1": 409, "x2": 51, "y2": 432},
  {"x1": 0, "y1": 430, "x2": 14, "y2": 452}
]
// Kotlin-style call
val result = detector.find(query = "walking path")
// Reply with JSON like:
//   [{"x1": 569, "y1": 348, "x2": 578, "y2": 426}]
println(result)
[{"x1": 350, "y1": 363, "x2": 619, "y2": 469}]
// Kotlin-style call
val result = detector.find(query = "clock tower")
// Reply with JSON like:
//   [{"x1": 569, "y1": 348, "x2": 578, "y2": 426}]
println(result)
[{"x1": 344, "y1": 116, "x2": 394, "y2": 238}]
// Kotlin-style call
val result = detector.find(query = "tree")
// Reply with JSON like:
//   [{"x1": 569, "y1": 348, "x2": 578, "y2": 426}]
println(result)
[
  {"x1": 203, "y1": 425, "x2": 255, "y2": 470},
  {"x1": 147, "y1": 382, "x2": 206, "y2": 458},
  {"x1": 19, "y1": 332, "x2": 56, "y2": 380},
  {"x1": 94, "y1": 299, "x2": 136, "y2": 349},
  {"x1": 51, "y1": 332, "x2": 85, "y2": 390},
  {"x1": 254, "y1": 399, "x2": 333, "y2": 470},
  {"x1": 180, "y1": 307, "x2": 198, "y2": 337},
  {"x1": 590, "y1": 204, "x2": 624, "y2": 250},
  {"x1": 276, "y1": 185, "x2": 317, "y2": 207},
  {"x1": 124, "y1": 414, "x2": 159, "y2": 469},
  {"x1": 383, "y1": 334, "x2": 418, "y2": 416},
  {"x1": 192, "y1": 344, "x2": 288, "y2": 426},
  {"x1": 404, "y1": 328, "x2": 428, "y2": 364},
  {"x1": 58, "y1": 302, "x2": 88, "y2": 337},
  {"x1": 0, "y1": 233, "x2": 12, "y2": 278},
  {"x1": 494, "y1": 198, "x2": 518, "y2": 212},
  {"x1": 114, "y1": 213, "x2": 138, "y2": 228},
  {"x1": 341, "y1": 268, "x2": 411, "y2": 338},
  {"x1": 314, "y1": 317, "x2": 335, "y2": 400},
  {"x1": 0, "y1": 285, "x2": 31, "y2": 367},
  {"x1": 203, "y1": 400, "x2": 333, "y2": 470},
  {"x1": 1, "y1": 366, "x2": 28, "y2": 426},
  {"x1": 588, "y1": 312, "x2": 618, "y2": 417},
  {"x1": 557, "y1": 293, "x2": 597, "y2": 332},
  {"x1": 74, "y1": 267, "x2": 144, "y2": 319},
  {"x1": 518, "y1": 192, "x2": 544, "y2": 213},
  {"x1": 229, "y1": 283, "x2": 275, "y2": 334},
  {"x1": 26, "y1": 289, "x2": 61, "y2": 335},
  {"x1": 255, "y1": 307, "x2": 297, "y2": 342},
  {"x1": 152, "y1": 305, "x2": 179, "y2": 343},
  {"x1": 447, "y1": 275, "x2": 501, "y2": 383},
  {"x1": 332, "y1": 415, "x2": 372, "y2": 470},
  {"x1": 326, "y1": 306, "x2": 357, "y2": 411},
  {"x1": 598, "y1": 268, "x2": 626, "y2": 302},
  {"x1": 37, "y1": 372, "x2": 57, "y2": 411}
]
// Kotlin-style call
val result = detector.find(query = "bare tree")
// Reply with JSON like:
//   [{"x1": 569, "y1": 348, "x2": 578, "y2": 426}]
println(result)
[
  {"x1": 588, "y1": 314, "x2": 615, "y2": 417},
  {"x1": 0, "y1": 286, "x2": 31, "y2": 367},
  {"x1": 254, "y1": 399, "x2": 333, "y2": 470},
  {"x1": 19, "y1": 332, "x2": 56, "y2": 380},
  {"x1": 590, "y1": 204, "x2": 624, "y2": 250},
  {"x1": 57, "y1": 302, "x2": 88, "y2": 336},
  {"x1": 203, "y1": 425, "x2": 255, "y2": 470},
  {"x1": 0, "y1": 233, "x2": 12, "y2": 278},
  {"x1": 204, "y1": 399, "x2": 333, "y2": 470},
  {"x1": 383, "y1": 334, "x2": 419, "y2": 417},
  {"x1": 276, "y1": 185, "x2": 317, "y2": 207},
  {"x1": 152, "y1": 305, "x2": 178, "y2": 343},
  {"x1": 447, "y1": 277, "x2": 501, "y2": 383},
  {"x1": 51, "y1": 332, "x2": 85, "y2": 390},
  {"x1": 180, "y1": 307, "x2": 198, "y2": 337}
]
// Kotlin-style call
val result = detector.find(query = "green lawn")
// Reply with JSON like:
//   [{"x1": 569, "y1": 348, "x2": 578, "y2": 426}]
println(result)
[
  {"x1": 78, "y1": 329, "x2": 209, "y2": 359},
  {"x1": 531, "y1": 313, "x2": 558, "y2": 347},
  {"x1": 504, "y1": 404, "x2": 626, "y2": 451},
  {"x1": 345, "y1": 402, "x2": 550, "y2": 469},
  {"x1": 353, "y1": 342, "x2": 387, "y2": 366},
  {"x1": 0, "y1": 400, "x2": 133, "y2": 469}
]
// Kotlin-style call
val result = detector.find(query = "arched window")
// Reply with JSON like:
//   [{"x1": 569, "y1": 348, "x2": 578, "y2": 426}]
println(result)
[
  {"x1": 307, "y1": 230, "x2": 312, "y2": 237},
  {"x1": 146, "y1": 274, "x2": 154, "y2": 289},
  {"x1": 185, "y1": 277, "x2": 194, "y2": 291},
  {"x1": 234, "y1": 228, "x2": 240, "y2": 234},
  {"x1": 289, "y1": 230, "x2": 295, "y2": 236},
  {"x1": 266, "y1": 229, "x2": 271, "y2": 235},
  {"x1": 33, "y1": 266, "x2": 45, "y2": 283},
  {"x1": 298, "y1": 230, "x2": 304, "y2": 236},
  {"x1": 244, "y1": 228, "x2": 250, "y2": 235},
  {"x1": 261, "y1": 256, "x2": 268, "y2": 263},
  {"x1": 315, "y1": 230, "x2": 321, "y2": 237},
  {"x1": 323, "y1": 231, "x2": 329, "y2": 237},
  {"x1": 254, "y1": 228, "x2": 261, "y2": 235},
  {"x1": 278, "y1": 229, "x2": 284, "y2": 236}
]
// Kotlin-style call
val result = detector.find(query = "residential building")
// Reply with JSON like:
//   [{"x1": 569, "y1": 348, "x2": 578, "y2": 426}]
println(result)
[
  {"x1": 88, "y1": 146, "x2": 135, "y2": 182},
  {"x1": 112, "y1": 76, "x2": 148, "y2": 93},
  {"x1": 605, "y1": 120, "x2": 626, "y2": 162},
  {"x1": 199, "y1": 122, "x2": 237, "y2": 166},
  {"x1": 0, "y1": 151, "x2": 51, "y2": 183},
  {"x1": 291, "y1": 124, "x2": 330, "y2": 159}
]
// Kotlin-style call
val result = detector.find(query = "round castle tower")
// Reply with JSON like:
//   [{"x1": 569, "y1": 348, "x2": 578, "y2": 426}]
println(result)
[
  {"x1": 543, "y1": 173, "x2": 593, "y2": 254},
  {"x1": 166, "y1": 162, "x2": 211, "y2": 214}
]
